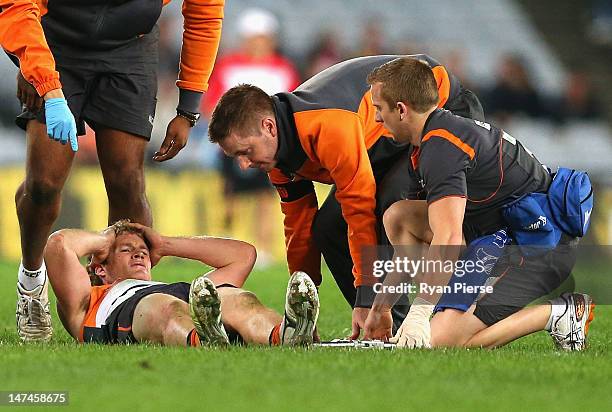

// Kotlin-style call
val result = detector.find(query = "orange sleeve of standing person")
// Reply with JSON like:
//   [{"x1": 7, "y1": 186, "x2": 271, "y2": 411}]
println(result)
[
  {"x1": 176, "y1": 0, "x2": 224, "y2": 93},
  {"x1": 0, "y1": 0, "x2": 61, "y2": 96}
]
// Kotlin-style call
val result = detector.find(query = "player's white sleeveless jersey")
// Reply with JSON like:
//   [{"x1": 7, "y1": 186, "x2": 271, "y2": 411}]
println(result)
[{"x1": 94, "y1": 279, "x2": 165, "y2": 327}]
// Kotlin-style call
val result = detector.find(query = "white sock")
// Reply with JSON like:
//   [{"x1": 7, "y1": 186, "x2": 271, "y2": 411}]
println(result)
[
  {"x1": 545, "y1": 296, "x2": 568, "y2": 331},
  {"x1": 18, "y1": 261, "x2": 47, "y2": 291}
]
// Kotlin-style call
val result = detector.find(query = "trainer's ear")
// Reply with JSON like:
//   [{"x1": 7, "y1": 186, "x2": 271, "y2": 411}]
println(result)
[
  {"x1": 262, "y1": 116, "x2": 276, "y2": 137},
  {"x1": 397, "y1": 102, "x2": 409, "y2": 120}
]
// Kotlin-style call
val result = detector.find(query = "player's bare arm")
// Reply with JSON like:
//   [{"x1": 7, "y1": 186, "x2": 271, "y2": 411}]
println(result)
[
  {"x1": 44, "y1": 228, "x2": 115, "y2": 339},
  {"x1": 127, "y1": 223, "x2": 256, "y2": 287}
]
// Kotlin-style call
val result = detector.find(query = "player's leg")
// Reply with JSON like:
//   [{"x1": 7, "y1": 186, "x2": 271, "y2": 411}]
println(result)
[
  {"x1": 216, "y1": 287, "x2": 282, "y2": 344},
  {"x1": 95, "y1": 128, "x2": 152, "y2": 226},
  {"x1": 218, "y1": 271, "x2": 320, "y2": 346},
  {"x1": 132, "y1": 293, "x2": 198, "y2": 346},
  {"x1": 15, "y1": 120, "x2": 76, "y2": 341}
]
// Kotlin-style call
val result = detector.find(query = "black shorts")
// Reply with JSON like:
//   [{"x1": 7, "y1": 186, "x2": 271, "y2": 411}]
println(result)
[
  {"x1": 473, "y1": 235, "x2": 579, "y2": 326},
  {"x1": 16, "y1": 27, "x2": 159, "y2": 140},
  {"x1": 84, "y1": 282, "x2": 191, "y2": 344},
  {"x1": 462, "y1": 208, "x2": 506, "y2": 244}
]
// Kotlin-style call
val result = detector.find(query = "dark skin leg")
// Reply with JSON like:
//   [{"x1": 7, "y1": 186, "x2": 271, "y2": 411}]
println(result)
[
  {"x1": 16, "y1": 120, "x2": 75, "y2": 270},
  {"x1": 95, "y1": 128, "x2": 152, "y2": 226}
]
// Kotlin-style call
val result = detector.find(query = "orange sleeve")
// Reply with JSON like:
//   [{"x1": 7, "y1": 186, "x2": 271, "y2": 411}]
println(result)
[
  {"x1": 176, "y1": 0, "x2": 224, "y2": 93},
  {"x1": 295, "y1": 110, "x2": 378, "y2": 287},
  {"x1": 431, "y1": 65, "x2": 451, "y2": 108},
  {"x1": 268, "y1": 168, "x2": 321, "y2": 285},
  {"x1": 0, "y1": 0, "x2": 61, "y2": 96}
]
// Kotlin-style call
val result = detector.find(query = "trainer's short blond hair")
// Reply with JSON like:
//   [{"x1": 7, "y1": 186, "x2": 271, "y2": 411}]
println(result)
[{"x1": 367, "y1": 57, "x2": 439, "y2": 113}]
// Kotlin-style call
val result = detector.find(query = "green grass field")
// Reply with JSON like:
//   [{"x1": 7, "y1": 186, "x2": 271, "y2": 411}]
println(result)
[{"x1": 1, "y1": 258, "x2": 610, "y2": 411}]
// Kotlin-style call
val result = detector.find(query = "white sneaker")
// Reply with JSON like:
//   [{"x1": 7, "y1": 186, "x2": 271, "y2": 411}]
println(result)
[
  {"x1": 16, "y1": 278, "x2": 53, "y2": 342},
  {"x1": 549, "y1": 293, "x2": 595, "y2": 351},
  {"x1": 280, "y1": 271, "x2": 320, "y2": 346},
  {"x1": 189, "y1": 276, "x2": 230, "y2": 346}
]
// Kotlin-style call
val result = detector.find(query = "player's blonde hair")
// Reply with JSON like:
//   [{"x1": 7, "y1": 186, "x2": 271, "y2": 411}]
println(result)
[{"x1": 87, "y1": 220, "x2": 149, "y2": 286}]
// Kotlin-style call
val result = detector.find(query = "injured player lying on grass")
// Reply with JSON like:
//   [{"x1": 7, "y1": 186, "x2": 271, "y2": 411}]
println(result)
[{"x1": 43, "y1": 221, "x2": 319, "y2": 347}]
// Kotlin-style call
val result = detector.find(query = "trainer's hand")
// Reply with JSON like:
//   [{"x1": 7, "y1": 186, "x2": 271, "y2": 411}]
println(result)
[
  {"x1": 44, "y1": 96, "x2": 78, "y2": 152},
  {"x1": 364, "y1": 307, "x2": 393, "y2": 341},
  {"x1": 127, "y1": 223, "x2": 165, "y2": 266},
  {"x1": 153, "y1": 115, "x2": 190, "y2": 162},
  {"x1": 350, "y1": 307, "x2": 370, "y2": 340},
  {"x1": 389, "y1": 297, "x2": 434, "y2": 348},
  {"x1": 16, "y1": 72, "x2": 43, "y2": 112}
]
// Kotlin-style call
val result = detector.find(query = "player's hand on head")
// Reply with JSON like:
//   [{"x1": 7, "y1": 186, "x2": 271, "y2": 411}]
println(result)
[
  {"x1": 16, "y1": 72, "x2": 43, "y2": 113},
  {"x1": 363, "y1": 307, "x2": 393, "y2": 341},
  {"x1": 126, "y1": 223, "x2": 164, "y2": 266},
  {"x1": 153, "y1": 115, "x2": 190, "y2": 162},
  {"x1": 90, "y1": 228, "x2": 116, "y2": 267},
  {"x1": 349, "y1": 307, "x2": 370, "y2": 340}
]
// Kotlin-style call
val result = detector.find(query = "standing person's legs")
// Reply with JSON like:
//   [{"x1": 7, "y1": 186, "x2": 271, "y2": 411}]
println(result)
[
  {"x1": 96, "y1": 128, "x2": 152, "y2": 226},
  {"x1": 83, "y1": 28, "x2": 158, "y2": 226},
  {"x1": 15, "y1": 120, "x2": 76, "y2": 341},
  {"x1": 16, "y1": 121, "x2": 76, "y2": 270}
]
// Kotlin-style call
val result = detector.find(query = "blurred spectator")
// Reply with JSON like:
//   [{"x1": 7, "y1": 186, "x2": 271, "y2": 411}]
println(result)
[
  {"x1": 202, "y1": 8, "x2": 300, "y2": 114},
  {"x1": 303, "y1": 31, "x2": 345, "y2": 79},
  {"x1": 589, "y1": 0, "x2": 612, "y2": 47},
  {"x1": 552, "y1": 70, "x2": 603, "y2": 123},
  {"x1": 353, "y1": 18, "x2": 388, "y2": 57},
  {"x1": 484, "y1": 53, "x2": 547, "y2": 125},
  {"x1": 202, "y1": 8, "x2": 301, "y2": 267}
]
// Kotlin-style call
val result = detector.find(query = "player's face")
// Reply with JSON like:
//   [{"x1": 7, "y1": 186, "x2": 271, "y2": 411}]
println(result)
[
  {"x1": 371, "y1": 82, "x2": 403, "y2": 141},
  {"x1": 104, "y1": 234, "x2": 152, "y2": 283},
  {"x1": 220, "y1": 118, "x2": 279, "y2": 172}
]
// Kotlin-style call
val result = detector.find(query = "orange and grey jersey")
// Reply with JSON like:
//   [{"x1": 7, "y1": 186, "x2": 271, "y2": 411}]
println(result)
[
  {"x1": 268, "y1": 54, "x2": 464, "y2": 287},
  {"x1": 413, "y1": 109, "x2": 551, "y2": 231},
  {"x1": 79, "y1": 279, "x2": 164, "y2": 343}
]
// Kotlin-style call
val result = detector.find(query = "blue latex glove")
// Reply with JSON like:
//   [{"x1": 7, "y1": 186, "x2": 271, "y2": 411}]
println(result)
[{"x1": 44, "y1": 97, "x2": 78, "y2": 152}]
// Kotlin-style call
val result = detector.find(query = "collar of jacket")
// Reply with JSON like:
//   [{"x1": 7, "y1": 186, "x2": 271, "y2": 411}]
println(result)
[{"x1": 272, "y1": 94, "x2": 308, "y2": 178}]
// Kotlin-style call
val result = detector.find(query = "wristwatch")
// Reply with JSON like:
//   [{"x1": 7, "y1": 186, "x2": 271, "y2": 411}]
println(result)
[{"x1": 176, "y1": 109, "x2": 201, "y2": 127}]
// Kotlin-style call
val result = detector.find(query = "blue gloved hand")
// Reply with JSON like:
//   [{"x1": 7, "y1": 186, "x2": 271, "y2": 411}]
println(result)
[{"x1": 44, "y1": 97, "x2": 78, "y2": 152}]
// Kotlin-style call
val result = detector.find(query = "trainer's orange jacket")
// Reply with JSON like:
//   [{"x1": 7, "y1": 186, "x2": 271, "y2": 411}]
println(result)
[
  {"x1": 0, "y1": 0, "x2": 223, "y2": 99},
  {"x1": 0, "y1": 0, "x2": 61, "y2": 96},
  {"x1": 268, "y1": 55, "x2": 459, "y2": 287}
]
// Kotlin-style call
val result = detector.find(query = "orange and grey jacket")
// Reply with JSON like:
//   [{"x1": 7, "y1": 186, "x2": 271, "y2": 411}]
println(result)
[
  {"x1": 0, "y1": 0, "x2": 223, "y2": 110},
  {"x1": 268, "y1": 54, "x2": 463, "y2": 288}
]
